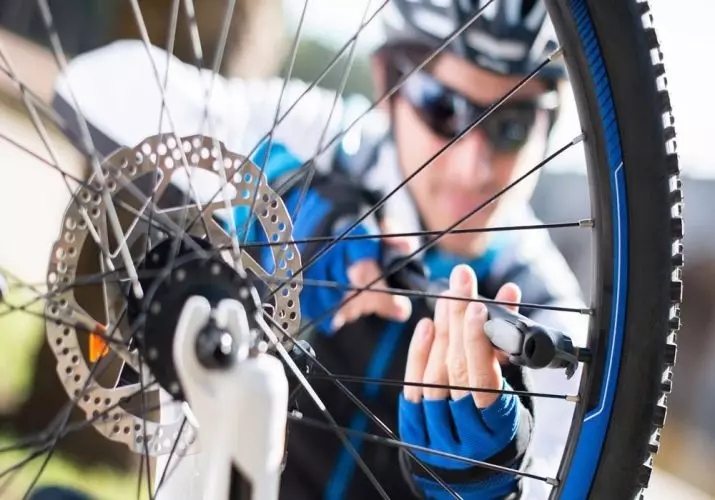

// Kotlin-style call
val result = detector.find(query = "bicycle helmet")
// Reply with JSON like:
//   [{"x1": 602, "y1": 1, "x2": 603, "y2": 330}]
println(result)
[{"x1": 375, "y1": 0, "x2": 565, "y2": 81}]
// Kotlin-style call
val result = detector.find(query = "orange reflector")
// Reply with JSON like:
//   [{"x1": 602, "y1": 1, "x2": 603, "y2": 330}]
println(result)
[{"x1": 89, "y1": 324, "x2": 109, "y2": 363}]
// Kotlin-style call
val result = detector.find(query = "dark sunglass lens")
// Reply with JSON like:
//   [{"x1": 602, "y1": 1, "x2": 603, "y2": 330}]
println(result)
[
  {"x1": 484, "y1": 107, "x2": 537, "y2": 152},
  {"x1": 402, "y1": 74, "x2": 460, "y2": 138}
]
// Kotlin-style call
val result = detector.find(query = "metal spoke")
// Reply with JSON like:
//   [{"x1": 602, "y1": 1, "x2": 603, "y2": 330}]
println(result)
[
  {"x1": 154, "y1": 417, "x2": 188, "y2": 495},
  {"x1": 235, "y1": 221, "x2": 586, "y2": 249},
  {"x1": 278, "y1": 135, "x2": 585, "y2": 337},
  {"x1": 239, "y1": 0, "x2": 311, "y2": 246},
  {"x1": 256, "y1": 313, "x2": 390, "y2": 499},
  {"x1": 262, "y1": 275, "x2": 590, "y2": 315},
  {"x1": 137, "y1": 355, "x2": 154, "y2": 500},
  {"x1": 308, "y1": 374, "x2": 579, "y2": 402},
  {"x1": 267, "y1": 37, "x2": 558, "y2": 304},
  {"x1": 263, "y1": 313, "x2": 461, "y2": 498},
  {"x1": 143, "y1": 0, "x2": 181, "y2": 266},
  {"x1": 180, "y1": 0, "x2": 243, "y2": 271},
  {"x1": 36, "y1": 0, "x2": 144, "y2": 299},
  {"x1": 126, "y1": 0, "x2": 214, "y2": 258},
  {"x1": 288, "y1": 412, "x2": 558, "y2": 485},
  {"x1": 197, "y1": 0, "x2": 238, "y2": 136},
  {"x1": 271, "y1": 0, "x2": 374, "y2": 272},
  {"x1": 182, "y1": 0, "x2": 392, "y2": 239}
]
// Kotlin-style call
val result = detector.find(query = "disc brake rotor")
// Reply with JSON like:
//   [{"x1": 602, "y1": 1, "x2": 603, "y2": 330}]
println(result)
[{"x1": 44, "y1": 134, "x2": 302, "y2": 456}]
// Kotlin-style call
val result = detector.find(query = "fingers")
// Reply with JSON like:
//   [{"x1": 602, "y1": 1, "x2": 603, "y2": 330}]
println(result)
[
  {"x1": 463, "y1": 300, "x2": 501, "y2": 408},
  {"x1": 332, "y1": 259, "x2": 412, "y2": 330},
  {"x1": 495, "y1": 282, "x2": 521, "y2": 313},
  {"x1": 463, "y1": 282, "x2": 521, "y2": 408},
  {"x1": 447, "y1": 265, "x2": 476, "y2": 401},
  {"x1": 493, "y1": 282, "x2": 522, "y2": 365},
  {"x1": 422, "y1": 298, "x2": 450, "y2": 400},
  {"x1": 403, "y1": 318, "x2": 434, "y2": 403}
]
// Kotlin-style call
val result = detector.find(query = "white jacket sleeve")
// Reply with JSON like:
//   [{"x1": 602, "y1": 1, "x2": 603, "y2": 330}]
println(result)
[{"x1": 53, "y1": 39, "x2": 345, "y2": 170}]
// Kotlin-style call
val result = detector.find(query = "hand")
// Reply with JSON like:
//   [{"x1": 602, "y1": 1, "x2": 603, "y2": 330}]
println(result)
[
  {"x1": 331, "y1": 219, "x2": 416, "y2": 330},
  {"x1": 397, "y1": 264, "x2": 524, "y2": 496},
  {"x1": 250, "y1": 142, "x2": 412, "y2": 334},
  {"x1": 403, "y1": 264, "x2": 521, "y2": 407}
]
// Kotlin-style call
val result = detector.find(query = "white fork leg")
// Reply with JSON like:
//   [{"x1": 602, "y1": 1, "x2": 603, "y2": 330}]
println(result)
[{"x1": 164, "y1": 295, "x2": 287, "y2": 500}]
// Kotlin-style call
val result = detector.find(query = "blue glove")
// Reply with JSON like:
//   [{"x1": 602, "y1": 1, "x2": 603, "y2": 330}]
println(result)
[
  {"x1": 399, "y1": 380, "x2": 524, "y2": 499},
  {"x1": 234, "y1": 141, "x2": 382, "y2": 334}
]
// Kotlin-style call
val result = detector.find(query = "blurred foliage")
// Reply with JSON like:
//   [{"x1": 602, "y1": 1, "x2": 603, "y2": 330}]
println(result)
[{"x1": 283, "y1": 37, "x2": 375, "y2": 99}]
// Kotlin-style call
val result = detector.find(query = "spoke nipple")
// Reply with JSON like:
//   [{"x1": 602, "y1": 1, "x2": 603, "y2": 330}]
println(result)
[
  {"x1": 578, "y1": 218, "x2": 595, "y2": 228},
  {"x1": 566, "y1": 395, "x2": 580, "y2": 403},
  {"x1": 572, "y1": 133, "x2": 586, "y2": 145},
  {"x1": 290, "y1": 410, "x2": 303, "y2": 419},
  {"x1": 581, "y1": 308, "x2": 594, "y2": 316},
  {"x1": 549, "y1": 46, "x2": 564, "y2": 60},
  {"x1": 546, "y1": 477, "x2": 560, "y2": 486}
]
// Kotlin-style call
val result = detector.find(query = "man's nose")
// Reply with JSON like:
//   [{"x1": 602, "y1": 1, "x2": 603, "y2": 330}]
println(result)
[{"x1": 446, "y1": 128, "x2": 494, "y2": 187}]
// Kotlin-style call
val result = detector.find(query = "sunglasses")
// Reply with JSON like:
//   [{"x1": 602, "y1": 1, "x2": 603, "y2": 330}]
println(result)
[{"x1": 392, "y1": 56, "x2": 558, "y2": 153}]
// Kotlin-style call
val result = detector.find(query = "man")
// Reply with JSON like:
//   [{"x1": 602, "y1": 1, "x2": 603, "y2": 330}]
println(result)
[{"x1": 46, "y1": 0, "x2": 586, "y2": 499}]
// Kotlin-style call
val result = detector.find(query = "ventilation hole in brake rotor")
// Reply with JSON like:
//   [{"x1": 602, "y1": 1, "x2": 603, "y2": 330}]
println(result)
[
  {"x1": 55, "y1": 248, "x2": 65, "y2": 259},
  {"x1": 65, "y1": 218, "x2": 76, "y2": 230},
  {"x1": 167, "y1": 137, "x2": 177, "y2": 149},
  {"x1": 242, "y1": 189, "x2": 250, "y2": 200},
  {"x1": 183, "y1": 141, "x2": 191, "y2": 153},
  {"x1": 157, "y1": 143, "x2": 167, "y2": 156},
  {"x1": 91, "y1": 193, "x2": 101, "y2": 204},
  {"x1": 192, "y1": 137, "x2": 202, "y2": 149},
  {"x1": 67, "y1": 246, "x2": 76, "y2": 256},
  {"x1": 113, "y1": 425, "x2": 120, "y2": 434},
  {"x1": 124, "y1": 426, "x2": 130, "y2": 434},
  {"x1": 56, "y1": 338, "x2": 63, "y2": 347},
  {"x1": 135, "y1": 152, "x2": 144, "y2": 164},
  {"x1": 63, "y1": 328, "x2": 71, "y2": 336},
  {"x1": 287, "y1": 300, "x2": 294, "y2": 308},
  {"x1": 200, "y1": 147, "x2": 210, "y2": 160},
  {"x1": 244, "y1": 173, "x2": 253, "y2": 183},
  {"x1": 270, "y1": 214, "x2": 278, "y2": 223}
]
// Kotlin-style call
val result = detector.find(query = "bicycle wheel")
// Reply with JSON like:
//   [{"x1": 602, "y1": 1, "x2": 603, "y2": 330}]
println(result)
[{"x1": 0, "y1": 0, "x2": 682, "y2": 499}]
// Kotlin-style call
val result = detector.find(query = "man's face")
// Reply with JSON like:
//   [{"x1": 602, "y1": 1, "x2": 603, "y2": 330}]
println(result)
[{"x1": 388, "y1": 50, "x2": 553, "y2": 256}]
